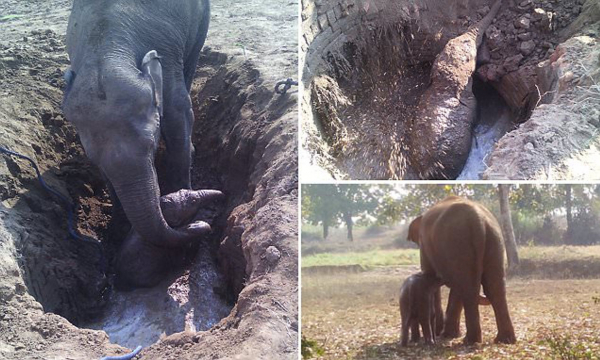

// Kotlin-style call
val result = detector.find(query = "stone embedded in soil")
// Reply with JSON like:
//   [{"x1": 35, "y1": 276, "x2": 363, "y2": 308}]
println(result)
[
  {"x1": 537, "y1": 12, "x2": 555, "y2": 33},
  {"x1": 519, "y1": 0, "x2": 533, "y2": 9},
  {"x1": 486, "y1": 26, "x2": 503, "y2": 50},
  {"x1": 504, "y1": 54, "x2": 524, "y2": 72},
  {"x1": 532, "y1": 8, "x2": 546, "y2": 22},
  {"x1": 515, "y1": 16, "x2": 531, "y2": 29},
  {"x1": 518, "y1": 32, "x2": 533, "y2": 41},
  {"x1": 265, "y1": 246, "x2": 281, "y2": 265},
  {"x1": 477, "y1": 64, "x2": 505, "y2": 82},
  {"x1": 520, "y1": 40, "x2": 536, "y2": 56},
  {"x1": 477, "y1": 6, "x2": 490, "y2": 18}
]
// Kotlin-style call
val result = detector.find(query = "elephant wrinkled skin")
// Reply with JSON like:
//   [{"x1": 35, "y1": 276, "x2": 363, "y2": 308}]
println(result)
[
  {"x1": 62, "y1": 0, "x2": 211, "y2": 255},
  {"x1": 408, "y1": 196, "x2": 516, "y2": 345},
  {"x1": 115, "y1": 189, "x2": 224, "y2": 289}
]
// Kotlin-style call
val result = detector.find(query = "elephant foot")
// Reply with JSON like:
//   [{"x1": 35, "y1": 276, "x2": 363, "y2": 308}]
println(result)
[
  {"x1": 462, "y1": 334, "x2": 482, "y2": 346},
  {"x1": 423, "y1": 338, "x2": 436, "y2": 346},
  {"x1": 442, "y1": 328, "x2": 461, "y2": 339},
  {"x1": 494, "y1": 332, "x2": 517, "y2": 344}
]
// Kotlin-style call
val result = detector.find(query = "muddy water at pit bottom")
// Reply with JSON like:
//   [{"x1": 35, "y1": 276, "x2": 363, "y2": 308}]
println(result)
[
  {"x1": 457, "y1": 108, "x2": 514, "y2": 180},
  {"x1": 457, "y1": 78, "x2": 516, "y2": 180},
  {"x1": 85, "y1": 245, "x2": 231, "y2": 349}
]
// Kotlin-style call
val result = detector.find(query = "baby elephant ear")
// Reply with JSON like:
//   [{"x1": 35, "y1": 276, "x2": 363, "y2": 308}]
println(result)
[{"x1": 141, "y1": 50, "x2": 163, "y2": 117}]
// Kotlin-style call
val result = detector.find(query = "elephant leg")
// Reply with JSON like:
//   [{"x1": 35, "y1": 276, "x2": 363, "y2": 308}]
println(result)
[
  {"x1": 419, "y1": 309, "x2": 434, "y2": 345},
  {"x1": 461, "y1": 288, "x2": 483, "y2": 345},
  {"x1": 410, "y1": 320, "x2": 420, "y2": 343},
  {"x1": 401, "y1": 318, "x2": 411, "y2": 346},
  {"x1": 482, "y1": 271, "x2": 517, "y2": 344},
  {"x1": 443, "y1": 288, "x2": 463, "y2": 338},
  {"x1": 434, "y1": 287, "x2": 444, "y2": 336},
  {"x1": 160, "y1": 189, "x2": 224, "y2": 227},
  {"x1": 161, "y1": 77, "x2": 194, "y2": 193}
]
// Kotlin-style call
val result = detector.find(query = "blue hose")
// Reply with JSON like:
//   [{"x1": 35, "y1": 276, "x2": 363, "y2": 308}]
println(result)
[
  {"x1": 100, "y1": 345, "x2": 143, "y2": 360},
  {"x1": 0, "y1": 145, "x2": 107, "y2": 270}
]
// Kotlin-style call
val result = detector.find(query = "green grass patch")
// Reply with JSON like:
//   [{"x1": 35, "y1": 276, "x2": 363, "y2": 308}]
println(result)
[
  {"x1": 519, "y1": 245, "x2": 600, "y2": 261},
  {"x1": 301, "y1": 337, "x2": 325, "y2": 359},
  {"x1": 302, "y1": 245, "x2": 600, "y2": 270},
  {"x1": 301, "y1": 248, "x2": 419, "y2": 268},
  {"x1": 542, "y1": 332, "x2": 598, "y2": 360}
]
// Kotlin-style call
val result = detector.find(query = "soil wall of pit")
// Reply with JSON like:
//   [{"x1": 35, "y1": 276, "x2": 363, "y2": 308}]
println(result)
[{"x1": 300, "y1": 0, "x2": 490, "y2": 180}]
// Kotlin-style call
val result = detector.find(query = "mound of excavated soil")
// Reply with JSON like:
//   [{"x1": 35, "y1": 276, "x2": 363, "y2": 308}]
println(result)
[
  {"x1": 301, "y1": 0, "x2": 597, "y2": 180},
  {"x1": 484, "y1": 0, "x2": 600, "y2": 180},
  {"x1": 0, "y1": 0, "x2": 298, "y2": 359}
]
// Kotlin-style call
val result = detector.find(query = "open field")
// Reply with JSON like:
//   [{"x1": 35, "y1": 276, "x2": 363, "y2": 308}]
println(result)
[
  {"x1": 301, "y1": 267, "x2": 600, "y2": 359},
  {"x1": 302, "y1": 224, "x2": 411, "y2": 255},
  {"x1": 302, "y1": 245, "x2": 600, "y2": 274}
]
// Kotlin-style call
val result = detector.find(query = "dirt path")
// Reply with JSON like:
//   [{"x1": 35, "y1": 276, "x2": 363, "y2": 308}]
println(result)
[
  {"x1": 0, "y1": 0, "x2": 298, "y2": 359},
  {"x1": 302, "y1": 268, "x2": 600, "y2": 359}
]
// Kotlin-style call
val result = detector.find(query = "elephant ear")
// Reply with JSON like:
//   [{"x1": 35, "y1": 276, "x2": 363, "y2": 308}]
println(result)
[
  {"x1": 141, "y1": 50, "x2": 163, "y2": 117},
  {"x1": 407, "y1": 216, "x2": 423, "y2": 244}
]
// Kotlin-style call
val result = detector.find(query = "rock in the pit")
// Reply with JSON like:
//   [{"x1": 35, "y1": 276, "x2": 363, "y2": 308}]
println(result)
[
  {"x1": 515, "y1": 16, "x2": 531, "y2": 29},
  {"x1": 477, "y1": 64, "x2": 505, "y2": 82},
  {"x1": 537, "y1": 11, "x2": 555, "y2": 33},
  {"x1": 518, "y1": 0, "x2": 533, "y2": 10},
  {"x1": 477, "y1": 6, "x2": 490, "y2": 18},
  {"x1": 520, "y1": 40, "x2": 536, "y2": 56},
  {"x1": 265, "y1": 246, "x2": 281, "y2": 265},
  {"x1": 485, "y1": 25, "x2": 503, "y2": 50},
  {"x1": 532, "y1": 8, "x2": 546, "y2": 22},
  {"x1": 518, "y1": 32, "x2": 533, "y2": 41},
  {"x1": 504, "y1": 54, "x2": 524, "y2": 72}
]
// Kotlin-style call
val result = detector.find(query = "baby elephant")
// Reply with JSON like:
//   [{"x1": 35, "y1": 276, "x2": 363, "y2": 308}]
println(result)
[
  {"x1": 115, "y1": 189, "x2": 224, "y2": 289},
  {"x1": 399, "y1": 272, "x2": 443, "y2": 347}
]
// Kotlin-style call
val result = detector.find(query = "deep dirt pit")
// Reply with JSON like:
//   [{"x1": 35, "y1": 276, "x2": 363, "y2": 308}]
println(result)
[
  {"x1": 0, "y1": 0, "x2": 298, "y2": 358},
  {"x1": 301, "y1": 0, "x2": 591, "y2": 180}
]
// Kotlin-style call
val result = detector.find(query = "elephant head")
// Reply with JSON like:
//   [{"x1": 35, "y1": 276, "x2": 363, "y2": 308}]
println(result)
[
  {"x1": 407, "y1": 216, "x2": 423, "y2": 245},
  {"x1": 62, "y1": 51, "x2": 204, "y2": 247}
]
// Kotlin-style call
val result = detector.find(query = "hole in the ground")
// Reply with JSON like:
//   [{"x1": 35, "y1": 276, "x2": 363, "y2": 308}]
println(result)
[
  {"x1": 15, "y1": 50, "x2": 268, "y2": 349},
  {"x1": 311, "y1": 23, "x2": 437, "y2": 180},
  {"x1": 305, "y1": 0, "x2": 582, "y2": 180},
  {"x1": 457, "y1": 77, "x2": 517, "y2": 179}
]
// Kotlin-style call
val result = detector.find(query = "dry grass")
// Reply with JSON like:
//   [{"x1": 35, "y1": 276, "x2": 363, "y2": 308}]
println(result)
[
  {"x1": 301, "y1": 267, "x2": 600, "y2": 359},
  {"x1": 302, "y1": 225, "x2": 411, "y2": 256}
]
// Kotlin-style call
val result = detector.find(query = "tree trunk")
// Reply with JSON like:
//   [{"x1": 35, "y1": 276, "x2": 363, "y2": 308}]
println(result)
[
  {"x1": 323, "y1": 219, "x2": 329, "y2": 240},
  {"x1": 343, "y1": 211, "x2": 353, "y2": 241},
  {"x1": 565, "y1": 184, "x2": 572, "y2": 245},
  {"x1": 498, "y1": 184, "x2": 519, "y2": 268}
]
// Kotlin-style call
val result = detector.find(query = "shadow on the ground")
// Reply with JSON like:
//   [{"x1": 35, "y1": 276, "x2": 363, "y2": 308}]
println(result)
[{"x1": 354, "y1": 339, "x2": 484, "y2": 359}]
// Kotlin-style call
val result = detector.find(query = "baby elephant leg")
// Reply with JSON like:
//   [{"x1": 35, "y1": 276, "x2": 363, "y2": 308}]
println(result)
[
  {"x1": 410, "y1": 320, "x2": 420, "y2": 343},
  {"x1": 160, "y1": 189, "x2": 224, "y2": 227}
]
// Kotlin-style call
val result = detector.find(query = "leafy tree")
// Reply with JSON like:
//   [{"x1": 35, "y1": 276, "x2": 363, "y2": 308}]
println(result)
[
  {"x1": 302, "y1": 185, "x2": 339, "y2": 239},
  {"x1": 301, "y1": 184, "x2": 380, "y2": 241}
]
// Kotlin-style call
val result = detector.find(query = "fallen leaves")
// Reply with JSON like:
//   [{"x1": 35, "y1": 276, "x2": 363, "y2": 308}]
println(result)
[{"x1": 302, "y1": 270, "x2": 600, "y2": 359}]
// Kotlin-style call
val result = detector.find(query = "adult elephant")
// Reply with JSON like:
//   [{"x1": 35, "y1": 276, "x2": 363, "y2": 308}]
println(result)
[
  {"x1": 407, "y1": 196, "x2": 516, "y2": 344},
  {"x1": 62, "y1": 0, "x2": 211, "y2": 248}
]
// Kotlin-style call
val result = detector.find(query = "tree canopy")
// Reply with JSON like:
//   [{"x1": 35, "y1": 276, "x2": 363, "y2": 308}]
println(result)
[{"x1": 302, "y1": 184, "x2": 600, "y2": 246}]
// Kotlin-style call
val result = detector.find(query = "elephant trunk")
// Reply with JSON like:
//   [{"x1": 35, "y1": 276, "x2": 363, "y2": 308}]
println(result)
[{"x1": 109, "y1": 157, "x2": 201, "y2": 248}]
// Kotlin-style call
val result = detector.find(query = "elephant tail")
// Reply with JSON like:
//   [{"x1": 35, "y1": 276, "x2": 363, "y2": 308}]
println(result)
[{"x1": 468, "y1": 210, "x2": 488, "y2": 284}]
